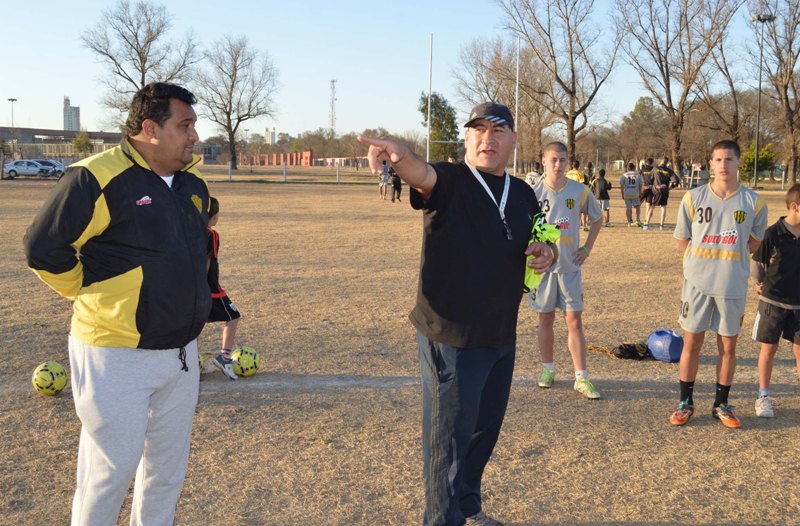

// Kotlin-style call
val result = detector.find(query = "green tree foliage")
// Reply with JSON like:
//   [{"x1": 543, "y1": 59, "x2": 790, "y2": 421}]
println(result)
[
  {"x1": 72, "y1": 132, "x2": 94, "y2": 158},
  {"x1": 418, "y1": 92, "x2": 459, "y2": 162},
  {"x1": 741, "y1": 142, "x2": 776, "y2": 182}
]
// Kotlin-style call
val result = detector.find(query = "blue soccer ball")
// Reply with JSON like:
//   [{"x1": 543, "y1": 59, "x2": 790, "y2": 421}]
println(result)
[{"x1": 647, "y1": 329, "x2": 684, "y2": 363}]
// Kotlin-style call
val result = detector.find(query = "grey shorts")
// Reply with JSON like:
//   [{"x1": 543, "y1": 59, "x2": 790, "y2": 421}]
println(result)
[
  {"x1": 624, "y1": 197, "x2": 641, "y2": 207},
  {"x1": 599, "y1": 199, "x2": 610, "y2": 211},
  {"x1": 528, "y1": 270, "x2": 584, "y2": 313},
  {"x1": 678, "y1": 280, "x2": 746, "y2": 337}
]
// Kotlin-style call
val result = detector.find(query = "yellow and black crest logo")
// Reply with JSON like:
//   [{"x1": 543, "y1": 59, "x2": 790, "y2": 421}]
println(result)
[
  {"x1": 733, "y1": 210, "x2": 747, "y2": 224},
  {"x1": 565, "y1": 198, "x2": 575, "y2": 209},
  {"x1": 191, "y1": 194, "x2": 203, "y2": 214}
]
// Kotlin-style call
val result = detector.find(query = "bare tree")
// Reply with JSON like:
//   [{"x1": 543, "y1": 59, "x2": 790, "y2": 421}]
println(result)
[
  {"x1": 193, "y1": 35, "x2": 279, "y2": 170},
  {"x1": 498, "y1": 0, "x2": 621, "y2": 160},
  {"x1": 752, "y1": 0, "x2": 800, "y2": 182},
  {"x1": 695, "y1": 18, "x2": 747, "y2": 143},
  {"x1": 614, "y1": 0, "x2": 743, "y2": 173},
  {"x1": 454, "y1": 37, "x2": 557, "y2": 167},
  {"x1": 81, "y1": 0, "x2": 198, "y2": 121}
]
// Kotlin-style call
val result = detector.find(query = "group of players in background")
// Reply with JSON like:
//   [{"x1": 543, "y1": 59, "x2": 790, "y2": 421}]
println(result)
[{"x1": 525, "y1": 156, "x2": 684, "y2": 231}]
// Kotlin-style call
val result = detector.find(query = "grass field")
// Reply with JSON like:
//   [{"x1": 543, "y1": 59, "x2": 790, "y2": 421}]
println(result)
[{"x1": 1, "y1": 174, "x2": 799, "y2": 526}]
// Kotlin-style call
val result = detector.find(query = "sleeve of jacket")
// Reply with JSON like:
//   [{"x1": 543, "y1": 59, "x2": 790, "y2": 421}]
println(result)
[{"x1": 23, "y1": 167, "x2": 106, "y2": 300}]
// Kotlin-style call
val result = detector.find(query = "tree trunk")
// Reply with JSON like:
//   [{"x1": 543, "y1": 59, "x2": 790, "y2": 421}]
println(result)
[
  {"x1": 228, "y1": 131, "x2": 238, "y2": 171},
  {"x1": 671, "y1": 128, "x2": 683, "y2": 181},
  {"x1": 566, "y1": 116, "x2": 577, "y2": 162}
]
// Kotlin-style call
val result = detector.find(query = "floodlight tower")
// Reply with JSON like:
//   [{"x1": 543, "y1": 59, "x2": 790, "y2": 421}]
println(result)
[
  {"x1": 752, "y1": 11, "x2": 775, "y2": 188},
  {"x1": 329, "y1": 79, "x2": 337, "y2": 135}
]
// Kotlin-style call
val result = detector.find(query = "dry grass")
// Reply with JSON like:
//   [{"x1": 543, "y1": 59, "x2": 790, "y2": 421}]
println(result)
[{"x1": 1, "y1": 175, "x2": 799, "y2": 526}]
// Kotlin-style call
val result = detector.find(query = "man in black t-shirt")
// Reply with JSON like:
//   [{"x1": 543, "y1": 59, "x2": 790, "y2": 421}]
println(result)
[
  {"x1": 649, "y1": 157, "x2": 679, "y2": 230},
  {"x1": 359, "y1": 102, "x2": 556, "y2": 526},
  {"x1": 389, "y1": 165, "x2": 402, "y2": 202}
]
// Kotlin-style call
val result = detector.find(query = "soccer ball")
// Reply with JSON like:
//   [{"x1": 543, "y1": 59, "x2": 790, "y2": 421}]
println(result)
[
  {"x1": 647, "y1": 329, "x2": 684, "y2": 363},
  {"x1": 32, "y1": 361, "x2": 68, "y2": 395},
  {"x1": 231, "y1": 347, "x2": 259, "y2": 377}
]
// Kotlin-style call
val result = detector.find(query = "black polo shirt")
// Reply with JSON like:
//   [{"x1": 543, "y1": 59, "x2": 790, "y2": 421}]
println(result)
[
  {"x1": 753, "y1": 217, "x2": 800, "y2": 306},
  {"x1": 409, "y1": 161, "x2": 541, "y2": 348}
]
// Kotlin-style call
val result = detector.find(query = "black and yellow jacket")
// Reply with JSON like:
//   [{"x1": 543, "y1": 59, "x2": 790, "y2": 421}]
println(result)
[{"x1": 24, "y1": 138, "x2": 212, "y2": 350}]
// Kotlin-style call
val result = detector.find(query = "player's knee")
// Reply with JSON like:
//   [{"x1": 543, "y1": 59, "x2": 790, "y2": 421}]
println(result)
[{"x1": 538, "y1": 312, "x2": 556, "y2": 327}]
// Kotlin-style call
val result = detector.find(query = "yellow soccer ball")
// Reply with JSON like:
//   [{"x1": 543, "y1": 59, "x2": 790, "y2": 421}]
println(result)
[
  {"x1": 231, "y1": 347, "x2": 259, "y2": 377},
  {"x1": 32, "y1": 361, "x2": 68, "y2": 396}
]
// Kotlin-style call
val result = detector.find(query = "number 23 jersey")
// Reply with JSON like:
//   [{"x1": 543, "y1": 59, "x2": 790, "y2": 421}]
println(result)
[
  {"x1": 533, "y1": 178, "x2": 602, "y2": 274},
  {"x1": 674, "y1": 184, "x2": 767, "y2": 299}
]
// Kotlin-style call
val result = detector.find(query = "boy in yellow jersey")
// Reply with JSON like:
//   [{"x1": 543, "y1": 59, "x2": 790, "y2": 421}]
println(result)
[
  {"x1": 670, "y1": 140, "x2": 768, "y2": 428},
  {"x1": 530, "y1": 142, "x2": 604, "y2": 399}
]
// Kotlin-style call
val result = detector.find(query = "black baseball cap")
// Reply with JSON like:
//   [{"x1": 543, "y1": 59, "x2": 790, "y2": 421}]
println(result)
[{"x1": 464, "y1": 101, "x2": 514, "y2": 130}]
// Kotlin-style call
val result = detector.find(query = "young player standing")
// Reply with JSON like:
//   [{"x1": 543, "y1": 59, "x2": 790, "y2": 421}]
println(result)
[
  {"x1": 639, "y1": 158, "x2": 656, "y2": 229},
  {"x1": 670, "y1": 140, "x2": 768, "y2": 428},
  {"x1": 531, "y1": 141, "x2": 604, "y2": 399},
  {"x1": 650, "y1": 157, "x2": 679, "y2": 230},
  {"x1": 751, "y1": 183, "x2": 800, "y2": 418},
  {"x1": 592, "y1": 168, "x2": 612, "y2": 226},
  {"x1": 207, "y1": 197, "x2": 243, "y2": 380},
  {"x1": 620, "y1": 163, "x2": 643, "y2": 227}
]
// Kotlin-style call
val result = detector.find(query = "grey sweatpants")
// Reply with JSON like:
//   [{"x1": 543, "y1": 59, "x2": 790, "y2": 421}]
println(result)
[{"x1": 68, "y1": 336, "x2": 200, "y2": 526}]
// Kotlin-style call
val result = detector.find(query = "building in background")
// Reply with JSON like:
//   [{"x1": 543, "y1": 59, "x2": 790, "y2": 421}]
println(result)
[
  {"x1": 63, "y1": 97, "x2": 80, "y2": 131},
  {"x1": 265, "y1": 127, "x2": 276, "y2": 145}
]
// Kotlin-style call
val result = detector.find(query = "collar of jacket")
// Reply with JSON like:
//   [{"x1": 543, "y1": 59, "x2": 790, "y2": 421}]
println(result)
[{"x1": 120, "y1": 136, "x2": 202, "y2": 174}]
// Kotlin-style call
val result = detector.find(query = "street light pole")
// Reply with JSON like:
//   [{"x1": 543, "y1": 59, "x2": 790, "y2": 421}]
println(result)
[
  {"x1": 752, "y1": 13, "x2": 775, "y2": 188},
  {"x1": 7, "y1": 98, "x2": 17, "y2": 158}
]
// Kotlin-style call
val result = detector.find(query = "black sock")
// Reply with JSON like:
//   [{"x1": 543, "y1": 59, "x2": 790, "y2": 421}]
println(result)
[
  {"x1": 679, "y1": 380, "x2": 695, "y2": 405},
  {"x1": 714, "y1": 383, "x2": 731, "y2": 407}
]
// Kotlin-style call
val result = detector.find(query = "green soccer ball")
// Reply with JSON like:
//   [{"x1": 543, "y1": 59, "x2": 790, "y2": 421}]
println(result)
[
  {"x1": 32, "y1": 361, "x2": 68, "y2": 396},
  {"x1": 231, "y1": 347, "x2": 259, "y2": 377}
]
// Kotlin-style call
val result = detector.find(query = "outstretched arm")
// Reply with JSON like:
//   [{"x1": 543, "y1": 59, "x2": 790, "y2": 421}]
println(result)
[{"x1": 357, "y1": 135, "x2": 437, "y2": 198}]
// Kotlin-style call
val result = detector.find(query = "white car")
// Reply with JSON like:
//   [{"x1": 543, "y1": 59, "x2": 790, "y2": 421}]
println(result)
[{"x1": 3, "y1": 160, "x2": 55, "y2": 178}]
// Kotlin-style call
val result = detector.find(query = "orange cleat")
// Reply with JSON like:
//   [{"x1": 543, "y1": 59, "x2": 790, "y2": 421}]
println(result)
[{"x1": 669, "y1": 400, "x2": 694, "y2": 426}]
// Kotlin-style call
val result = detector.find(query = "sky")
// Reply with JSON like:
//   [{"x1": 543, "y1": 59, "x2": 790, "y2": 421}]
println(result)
[{"x1": 0, "y1": 0, "x2": 756, "y2": 142}]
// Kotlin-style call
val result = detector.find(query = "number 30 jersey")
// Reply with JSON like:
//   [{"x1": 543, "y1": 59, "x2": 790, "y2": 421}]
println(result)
[{"x1": 674, "y1": 184, "x2": 767, "y2": 299}]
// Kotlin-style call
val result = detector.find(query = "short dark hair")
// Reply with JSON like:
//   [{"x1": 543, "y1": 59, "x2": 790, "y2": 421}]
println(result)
[
  {"x1": 543, "y1": 142, "x2": 567, "y2": 155},
  {"x1": 646, "y1": 157, "x2": 654, "y2": 165},
  {"x1": 627, "y1": 162, "x2": 635, "y2": 170},
  {"x1": 571, "y1": 160, "x2": 580, "y2": 169},
  {"x1": 786, "y1": 183, "x2": 800, "y2": 209},
  {"x1": 599, "y1": 169, "x2": 606, "y2": 177},
  {"x1": 125, "y1": 82, "x2": 197, "y2": 136},
  {"x1": 209, "y1": 196, "x2": 219, "y2": 218},
  {"x1": 711, "y1": 139, "x2": 741, "y2": 158}
]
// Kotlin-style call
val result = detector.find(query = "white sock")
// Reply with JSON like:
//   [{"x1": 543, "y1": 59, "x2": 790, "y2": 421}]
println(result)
[
  {"x1": 575, "y1": 370, "x2": 588, "y2": 381},
  {"x1": 543, "y1": 363, "x2": 555, "y2": 373}
]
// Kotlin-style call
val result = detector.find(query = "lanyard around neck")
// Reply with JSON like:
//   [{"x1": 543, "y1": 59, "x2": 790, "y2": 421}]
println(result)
[{"x1": 466, "y1": 161, "x2": 512, "y2": 240}]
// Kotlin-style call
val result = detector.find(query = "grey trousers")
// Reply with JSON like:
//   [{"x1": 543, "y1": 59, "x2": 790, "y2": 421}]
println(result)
[{"x1": 68, "y1": 336, "x2": 199, "y2": 526}]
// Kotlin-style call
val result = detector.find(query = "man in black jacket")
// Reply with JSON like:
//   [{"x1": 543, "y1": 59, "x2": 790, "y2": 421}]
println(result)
[{"x1": 24, "y1": 82, "x2": 210, "y2": 526}]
